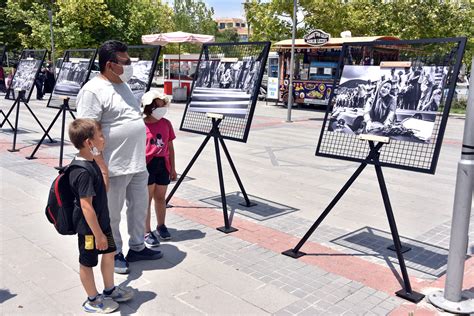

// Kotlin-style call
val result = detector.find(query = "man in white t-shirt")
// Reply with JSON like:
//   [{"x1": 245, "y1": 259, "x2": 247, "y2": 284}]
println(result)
[{"x1": 76, "y1": 40, "x2": 162, "y2": 274}]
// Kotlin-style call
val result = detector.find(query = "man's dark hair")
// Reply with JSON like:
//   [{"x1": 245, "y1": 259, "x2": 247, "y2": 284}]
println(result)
[{"x1": 98, "y1": 40, "x2": 128, "y2": 73}]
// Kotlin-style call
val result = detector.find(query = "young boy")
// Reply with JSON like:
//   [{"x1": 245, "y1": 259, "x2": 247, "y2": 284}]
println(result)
[{"x1": 68, "y1": 118, "x2": 134, "y2": 313}]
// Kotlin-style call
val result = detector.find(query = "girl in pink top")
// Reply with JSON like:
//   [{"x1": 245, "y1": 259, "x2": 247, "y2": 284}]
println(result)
[{"x1": 141, "y1": 91, "x2": 177, "y2": 246}]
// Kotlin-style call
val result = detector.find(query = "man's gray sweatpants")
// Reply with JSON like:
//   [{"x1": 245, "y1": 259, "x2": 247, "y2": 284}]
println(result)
[{"x1": 107, "y1": 170, "x2": 149, "y2": 254}]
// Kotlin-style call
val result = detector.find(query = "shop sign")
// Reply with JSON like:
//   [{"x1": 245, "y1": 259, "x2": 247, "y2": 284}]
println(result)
[
  {"x1": 304, "y1": 29, "x2": 330, "y2": 46},
  {"x1": 280, "y1": 80, "x2": 333, "y2": 105}
]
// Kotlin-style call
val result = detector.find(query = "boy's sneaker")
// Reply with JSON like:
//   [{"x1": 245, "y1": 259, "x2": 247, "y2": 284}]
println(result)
[
  {"x1": 103, "y1": 286, "x2": 134, "y2": 303},
  {"x1": 126, "y1": 247, "x2": 163, "y2": 262},
  {"x1": 82, "y1": 294, "x2": 119, "y2": 314},
  {"x1": 114, "y1": 253, "x2": 129, "y2": 274},
  {"x1": 157, "y1": 225, "x2": 171, "y2": 240},
  {"x1": 144, "y1": 232, "x2": 160, "y2": 247}
]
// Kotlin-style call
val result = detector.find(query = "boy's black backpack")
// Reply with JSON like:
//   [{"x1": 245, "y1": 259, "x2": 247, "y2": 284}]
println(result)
[{"x1": 45, "y1": 160, "x2": 97, "y2": 235}]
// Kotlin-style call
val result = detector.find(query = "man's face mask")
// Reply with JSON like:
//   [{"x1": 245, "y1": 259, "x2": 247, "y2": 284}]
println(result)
[{"x1": 110, "y1": 58, "x2": 133, "y2": 83}]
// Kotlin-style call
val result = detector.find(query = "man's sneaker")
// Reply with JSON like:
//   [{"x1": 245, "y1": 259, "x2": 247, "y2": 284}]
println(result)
[
  {"x1": 82, "y1": 294, "x2": 119, "y2": 314},
  {"x1": 144, "y1": 232, "x2": 160, "y2": 247},
  {"x1": 157, "y1": 225, "x2": 171, "y2": 240},
  {"x1": 114, "y1": 253, "x2": 129, "y2": 274},
  {"x1": 103, "y1": 286, "x2": 134, "y2": 303},
  {"x1": 125, "y1": 247, "x2": 163, "y2": 262}
]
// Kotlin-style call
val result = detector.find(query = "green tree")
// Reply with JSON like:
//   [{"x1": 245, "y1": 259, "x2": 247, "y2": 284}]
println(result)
[
  {"x1": 55, "y1": 0, "x2": 117, "y2": 49},
  {"x1": 4, "y1": 0, "x2": 53, "y2": 49},
  {"x1": 173, "y1": 0, "x2": 216, "y2": 35},
  {"x1": 124, "y1": 0, "x2": 174, "y2": 45},
  {"x1": 3, "y1": 0, "x2": 176, "y2": 56},
  {"x1": 244, "y1": 0, "x2": 294, "y2": 42},
  {"x1": 247, "y1": 0, "x2": 472, "y2": 65},
  {"x1": 215, "y1": 28, "x2": 240, "y2": 43},
  {"x1": 169, "y1": 0, "x2": 217, "y2": 54}
]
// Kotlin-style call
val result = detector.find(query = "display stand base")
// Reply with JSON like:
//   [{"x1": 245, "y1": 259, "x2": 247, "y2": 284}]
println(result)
[
  {"x1": 25, "y1": 156, "x2": 37, "y2": 160},
  {"x1": 7, "y1": 149, "x2": 19, "y2": 153},
  {"x1": 238, "y1": 201, "x2": 257, "y2": 207},
  {"x1": 428, "y1": 290, "x2": 474, "y2": 314},
  {"x1": 395, "y1": 289, "x2": 425, "y2": 303},
  {"x1": 216, "y1": 226, "x2": 238, "y2": 234},
  {"x1": 282, "y1": 249, "x2": 306, "y2": 258},
  {"x1": 387, "y1": 245, "x2": 411, "y2": 253}
]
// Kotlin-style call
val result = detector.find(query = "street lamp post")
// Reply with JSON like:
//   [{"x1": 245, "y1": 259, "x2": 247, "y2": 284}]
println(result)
[
  {"x1": 286, "y1": 0, "x2": 297, "y2": 122},
  {"x1": 427, "y1": 56, "x2": 474, "y2": 314},
  {"x1": 48, "y1": 9, "x2": 56, "y2": 78}
]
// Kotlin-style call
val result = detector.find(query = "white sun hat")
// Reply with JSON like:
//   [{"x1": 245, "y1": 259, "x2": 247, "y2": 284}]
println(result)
[{"x1": 141, "y1": 90, "x2": 171, "y2": 107}]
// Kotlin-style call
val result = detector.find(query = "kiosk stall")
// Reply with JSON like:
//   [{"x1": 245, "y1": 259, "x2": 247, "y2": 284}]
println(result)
[
  {"x1": 162, "y1": 54, "x2": 200, "y2": 97},
  {"x1": 273, "y1": 36, "x2": 399, "y2": 106}
]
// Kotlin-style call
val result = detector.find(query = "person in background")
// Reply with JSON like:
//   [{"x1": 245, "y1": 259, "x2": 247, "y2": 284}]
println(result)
[
  {"x1": 35, "y1": 65, "x2": 46, "y2": 100},
  {"x1": 0, "y1": 66, "x2": 5, "y2": 93},
  {"x1": 43, "y1": 62, "x2": 56, "y2": 94},
  {"x1": 5, "y1": 63, "x2": 17, "y2": 99}
]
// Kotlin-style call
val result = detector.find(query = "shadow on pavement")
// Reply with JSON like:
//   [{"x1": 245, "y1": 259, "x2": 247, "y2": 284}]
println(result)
[
  {"x1": 119, "y1": 243, "x2": 187, "y2": 313},
  {"x1": 0, "y1": 289, "x2": 17, "y2": 304}
]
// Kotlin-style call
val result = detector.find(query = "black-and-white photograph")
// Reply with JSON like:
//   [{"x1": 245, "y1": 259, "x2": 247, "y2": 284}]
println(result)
[
  {"x1": 328, "y1": 65, "x2": 447, "y2": 143},
  {"x1": 128, "y1": 60, "x2": 153, "y2": 100},
  {"x1": 9, "y1": 59, "x2": 42, "y2": 98},
  {"x1": 188, "y1": 57, "x2": 263, "y2": 118},
  {"x1": 53, "y1": 60, "x2": 90, "y2": 97}
]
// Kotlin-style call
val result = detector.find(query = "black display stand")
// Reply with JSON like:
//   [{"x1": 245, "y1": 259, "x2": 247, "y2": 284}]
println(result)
[
  {"x1": 282, "y1": 138, "x2": 425, "y2": 303},
  {"x1": 0, "y1": 109, "x2": 14, "y2": 130},
  {"x1": 1, "y1": 90, "x2": 54, "y2": 152},
  {"x1": 166, "y1": 113, "x2": 257, "y2": 233},
  {"x1": 26, "y1": 97, "x2": 75, "y2": 169}
]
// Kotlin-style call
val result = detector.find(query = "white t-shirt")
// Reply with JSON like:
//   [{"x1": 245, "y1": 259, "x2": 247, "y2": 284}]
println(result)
[{"x1": 76, "y1": 76, "x2": 146, "y2": 177}]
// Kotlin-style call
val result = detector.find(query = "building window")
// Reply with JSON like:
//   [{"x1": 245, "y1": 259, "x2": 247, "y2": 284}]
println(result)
[
  {"x1": 226, "y1": 23, "x2": 233, "y2": 28},
  {"x1": 219, "y1": 23, "x2": 225, "y2": 29},
  {"x1": 235, "y1": 22, "x2": 240, "y2": 27},
  {"x1": 241, "y1": 23, "x2": 246, "y2": 28}
]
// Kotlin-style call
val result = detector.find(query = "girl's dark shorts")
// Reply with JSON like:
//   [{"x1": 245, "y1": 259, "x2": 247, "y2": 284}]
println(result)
[
  {"x1": 147, "y1": 157, "x2": 170, "y2": 186},
  {"x1": 78, "y1": 229, "x2": 116, "y2": 267}
]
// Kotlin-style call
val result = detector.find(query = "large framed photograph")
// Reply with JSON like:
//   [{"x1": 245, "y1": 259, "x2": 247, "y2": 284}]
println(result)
[
  {"x1": 47, "y1": 49, "x2": 97, "y2": 111},
  {"x1": 181, "y1": 42, "x2": 271, "y2": 142},
  {"x1": 53, "y1": 60, "x2": 93, "y2": 96},
  {"x1": 189, "y1": 57, "x2": 263, "y2": 118},
  {"x1": 124, "y1": 45, "x2": 161, "y2": 102},
  {"x1": 316, "y1": 37, "x2": 467, "y2": 174},
  {"x1": 88, "y1": 46, "x2": 160, "y2": 102},
  {"x1": 328, "y1": 65, "x2": 447, "y2": 143},
  {"x1": 5, "y1": 49, "x2": 46, "y2": 103},
  {"x1": 128, "y1": 60, "x2": 153, "y2": 100}
]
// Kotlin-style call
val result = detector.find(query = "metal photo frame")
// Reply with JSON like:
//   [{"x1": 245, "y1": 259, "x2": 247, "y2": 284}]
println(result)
[
  {"x1": 46, "y1": 48, "x2": 98, "y2": 111},
  {"x1": 5, "y1": 49, "x2": 47, "y2": 103},
  {"x1": 316, "y1": 37, "x2": 467, "y2": 174},
  {"x1": 122, "y1": 45, "x2": 161, "y2": 102},
  {"x1": 180, "y1": 41, "x2": 271, "y2": 143}
]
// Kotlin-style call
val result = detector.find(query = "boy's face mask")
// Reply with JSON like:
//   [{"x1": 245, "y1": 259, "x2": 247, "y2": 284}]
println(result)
[{"x1": 88, "y1": 140, "x2": 101, "y2": 156}]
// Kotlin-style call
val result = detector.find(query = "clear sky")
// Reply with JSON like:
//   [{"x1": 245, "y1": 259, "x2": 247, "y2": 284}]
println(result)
[
  {"x1": 163, "y1": 0, "x2": 246, "y2": 19},
  {"x1": 204, "y1": 0, "x2": 246, "y2": 19}
]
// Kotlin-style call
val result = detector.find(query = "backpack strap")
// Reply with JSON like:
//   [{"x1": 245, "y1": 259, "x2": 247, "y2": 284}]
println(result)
[{"x1": 66, "y1": 159, "x2": 99, "y2": 179}]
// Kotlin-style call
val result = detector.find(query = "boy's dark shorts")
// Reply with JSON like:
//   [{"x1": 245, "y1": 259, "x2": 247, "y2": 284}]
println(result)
[
  {"x1": 147, "y1": 157, "x2": 170, "y2": 186},
  {"x1": 78, "y1": 230, "x2": 116, "y2": 267}
]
